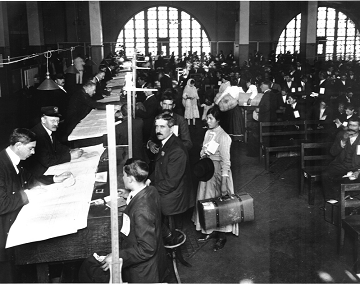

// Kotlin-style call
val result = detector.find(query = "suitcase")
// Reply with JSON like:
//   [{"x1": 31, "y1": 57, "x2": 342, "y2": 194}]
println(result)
[{"x1": 198, "y1": 193, "x2": 254, "y2": 231}]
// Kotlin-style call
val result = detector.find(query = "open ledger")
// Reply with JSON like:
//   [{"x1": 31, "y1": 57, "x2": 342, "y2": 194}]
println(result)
[{"x1": 5, "y1": 144, "x2": 105, "y2": 248}]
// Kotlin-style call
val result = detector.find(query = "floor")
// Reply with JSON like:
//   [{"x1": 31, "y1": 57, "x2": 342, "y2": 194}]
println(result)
[{"x1": 2, "y1": 96, "x2": 360, "y2": 283}]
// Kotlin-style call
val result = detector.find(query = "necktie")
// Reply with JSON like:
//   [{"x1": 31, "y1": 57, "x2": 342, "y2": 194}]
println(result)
[{"x1": 51, "y1": 133, "x2": 56, "y2": 152}]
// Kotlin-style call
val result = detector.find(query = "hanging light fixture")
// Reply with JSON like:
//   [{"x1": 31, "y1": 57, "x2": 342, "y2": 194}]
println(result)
[
  {"x1": 65, "y1": 46, "x2": 79, "y2": 74},
  {"x1": 37, "y1": 51, "x2": 60, "y2": 91}
]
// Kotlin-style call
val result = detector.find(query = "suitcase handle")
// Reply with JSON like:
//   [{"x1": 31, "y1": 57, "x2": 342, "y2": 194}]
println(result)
[{"x1": 218, "y1": 194, "x2": 234, "y2": 202}]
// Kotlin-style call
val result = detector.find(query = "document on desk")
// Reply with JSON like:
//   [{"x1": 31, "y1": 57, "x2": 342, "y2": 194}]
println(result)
[
  {"x1": 68, "y1": 109, "x2": 108, "y2": 141},
  {"x1": 6, "y1": 144, "x2": 105, "y2": 248}
]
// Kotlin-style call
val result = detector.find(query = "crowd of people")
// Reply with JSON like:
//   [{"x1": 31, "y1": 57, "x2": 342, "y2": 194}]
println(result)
[{"x1": 4, "y1": 49, "x2": 360, "y2": 282}]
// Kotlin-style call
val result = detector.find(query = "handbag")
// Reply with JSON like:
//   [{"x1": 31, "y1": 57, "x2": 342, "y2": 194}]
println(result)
[{"x1": 218, "y1": 94, "x2": 238, "y2": 112}]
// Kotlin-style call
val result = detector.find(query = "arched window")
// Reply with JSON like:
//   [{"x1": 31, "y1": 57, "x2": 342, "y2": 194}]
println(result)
[
  {"x1": 115, "y1": 6, "x2": 210, "y2": 58},
  {"x1": 276, "y1": 7, "x2": 360, "y2": 60}
]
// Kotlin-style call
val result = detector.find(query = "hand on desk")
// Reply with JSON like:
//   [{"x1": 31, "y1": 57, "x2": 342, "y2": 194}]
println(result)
[
  {"x1": 53, "y1": 172, "x2": 73, "y2": 183},
  {"x1": 70, "y1": 148, "x2": 84, "y2": 160}
]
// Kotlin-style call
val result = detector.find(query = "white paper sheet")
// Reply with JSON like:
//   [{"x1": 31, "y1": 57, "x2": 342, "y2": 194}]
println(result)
[{"x1": 6, "y1": 144, "x2": 105, "y2": 248}]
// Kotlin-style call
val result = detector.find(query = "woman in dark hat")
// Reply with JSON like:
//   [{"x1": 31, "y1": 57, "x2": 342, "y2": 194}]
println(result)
[{"x1": 192, "y1": 105, "x2": 239, "y2": 252}]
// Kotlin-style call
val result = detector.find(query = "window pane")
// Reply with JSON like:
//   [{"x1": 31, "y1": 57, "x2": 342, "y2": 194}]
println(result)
[
  {"x1": 181, "y1": 11, "x2": 190, "y2": 19},
  {"x1": 159, "y1": 29, "x2": 168, "y2": 38},
  {"x1": 169, "y1": 9, "x2": 177, "y2": 19},
  {"x1": 326, "y1": 44, "x2": 333, "y2": 54},
  {"x1": 192, "y1": 29, "x2": 200, "y2": 37},
  {"x1": 328, "y1": 8, "x2": 336, "y2": 19},
  {"x1": 148, "y1": 29, "x2": 157, "y2": 37},
  {"x1": 147, "y1": 9, "x2": 157, "y2": 19},
  {"x1": 338, "y1": 29, "x2": 346, "y2": 36},
  {"x1": 192, "y1": 20, "x2": 200, "y2": 29},
  {"x1": 286, "y1": 29, "x2": 295, "y2": 37},
  {"x1": 182, "y1": 19, "x2": 190, "y2": 28},
  {"x1": 159, "y1": 20, "x2": 168, "y2": 28},
  {"x1": 338, "y1": 20, "x2": 346, "y2": 29},
  {"x1": 169, "y1": 29, "x2": 178, "y2": 37},
  {"x1": 327, "y1": 28, "x2": 334, "y2": 36},
  {"x1": 317, "y1": 29, "x2": 325, "y2": 37},
  {"x1": 135, "y1": 20, "x2": 144, "y2": 29},
  {"x1": 148, "y1": 20, "x2": 157, "y2": 29},
  {"x1": 348, "y1": 28, "x2": 355, "y2": 36},
  {"x1": 327, "y1": 20, "x2": 335, "y2": 28},
  {"x1": 135, "y1": 12, "x2": 144, "y2": 20},
  {"x1": 125, "y1": 29, "x2": 134, "y2": 37},
  {"x1": 125, "y1": 21, "x2": 134, "y2": 29},
  {"x1": 182, "y1": 29, "x2": 190, "y2": 37},
  {"x1": 318, "y1": 8, "x2": 327, "y2": 19},
  {"x1": 135, "y1": 29, "x2": 144, "y2": 37},
  {"x1": 318, "y1": 19, "x2": 326, "y2": 28},
  {"x1": 158, "y1": 10, "x2": 167, "y2": 20}
]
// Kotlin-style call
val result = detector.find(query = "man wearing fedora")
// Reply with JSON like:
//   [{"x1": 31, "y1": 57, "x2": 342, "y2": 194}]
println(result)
[{"x1": 23, "y1": 106, "x2": 83, "y2": 177}]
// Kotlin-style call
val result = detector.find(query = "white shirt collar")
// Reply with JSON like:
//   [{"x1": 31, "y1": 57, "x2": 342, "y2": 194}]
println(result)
[
  {"x1": 126, "y1": 186, "x2": 146, "y2": 205},
  {"x1": 6, "y1": 146, "x2": 20, "y2": 174},
  {"x1": 161, "y1": 133, "x2": 173, "y2": 147},
  {"x1": 42, "y1": 123, "x2": 52, "y2": 137},
  {"x1": 145, "y1": 94, "x2": 155, "y2": 100},
  {"x1": 58, "y1": 85, "x2": 67, "y2": 93}
]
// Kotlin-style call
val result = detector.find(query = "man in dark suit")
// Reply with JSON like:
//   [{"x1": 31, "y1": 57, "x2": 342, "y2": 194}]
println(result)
[
  {"x1": 135, "y1": 84, "x2": 159, "y2": 142},
  {"x1": 159, "y1": 68, "x2": 173, "y2": 93},
  {"x1": 92, "y1": 71, "x2": 109, "y2": 100},
  {"x1": 135, "y1": 74, "x2": 148, "y2": 103},
  {"x1": 283, "y1": 94, "x2": 307, "y2": 122},
  {"x1": 0, "y1": 128, "x2": 72, "y2": 282},
  {"x1": 23, "y1": 106, "x2": 83, "y2": 177},
  {"x1": 95, "y1": 159, "x2": 168, "y2": 283},
  {"x1": 147, "y1": 90, "x2": 193, "y2": 154},
  {"x1": 322, "y1": 117, "x2": 360, "y2": 200},
  {"x1": 59, "y1": 81, "x2": 119, "y2": 142},
  {"x1": 281, "y1": 74, "x2": 299, "y2": 96},
  {"x1": 149, "y1": 113, "x2": 194, "y2": 218}
]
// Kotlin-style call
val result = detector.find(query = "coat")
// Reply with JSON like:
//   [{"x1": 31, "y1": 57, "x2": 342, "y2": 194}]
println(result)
[
  {"x1": 119, "y1": 186, "x2": 167, "y2": 283},
  {"x1": 135, "y1": 95, "x2": 159, "y2": 141},
  {"x1": 23, "y1": 123, "x2": 71, "y2": 177},
  {"x1": 329, "y1": 131, "x2": 360, "y2": 171},
  {"x1": 0, "y1": 149, "x2": 53, "y2": 261},
  {"x1": 150, "y1": 134, "x2": 194, "y2": 216}
]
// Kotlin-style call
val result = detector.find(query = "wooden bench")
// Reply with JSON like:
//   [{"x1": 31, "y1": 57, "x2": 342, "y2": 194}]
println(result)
[
  {"x1": 300, "y1": 142, "x2": 333, "y2": 205},
  {"x1": 260, "y1": 120, "x2": 332, "y2": 170}
]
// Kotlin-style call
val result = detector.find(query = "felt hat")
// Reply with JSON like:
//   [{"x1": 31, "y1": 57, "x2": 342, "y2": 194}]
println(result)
[
  {"x1": 193, "y1": 157, "x2": 215, "y2": 182},
  {"x1": 41, "y1": 106, "x2": 62, "y2": 117}
]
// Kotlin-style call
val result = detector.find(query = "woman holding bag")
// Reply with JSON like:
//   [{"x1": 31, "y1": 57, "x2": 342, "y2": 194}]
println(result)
[{"x1": 192, "y1": 106, "x2": 239, "y2": 252}]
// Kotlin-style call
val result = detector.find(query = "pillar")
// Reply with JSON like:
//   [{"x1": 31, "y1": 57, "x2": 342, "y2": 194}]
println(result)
[
  {"x1": 89, "y1": 1, "x2": 103, "y2": 74},
  {"x1": 237, "y1": 1, "x2": 250, "y2": 65},
  {"x1": 26, "y1": 2, "x2": 44, "y2": 53},
  {"x1": 0, "y1": 2, "x2": 10, "y2": 97},
  {"x1": 300, "y1": 1, "x2": 318, "y2": 64}
]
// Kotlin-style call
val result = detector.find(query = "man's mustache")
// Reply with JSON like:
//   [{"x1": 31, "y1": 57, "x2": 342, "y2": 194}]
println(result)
[{"x1": 156, "y1": 133, "x2": 162, "y2": 135}]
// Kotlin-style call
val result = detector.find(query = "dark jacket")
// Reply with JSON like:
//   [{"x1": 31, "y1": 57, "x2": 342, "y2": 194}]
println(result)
[
  {"x1": 62, "y1": 88, "x2": 107, "y2": 139},
  {"x1": 258, "y1": 89, "x2": 278, "y2": 122},
  {"x1": 0, "y1": 149, "x2": 53, "y2": 261},
  {"x1": 23, "y1": 123, "x2": 71, "y2": 177},
  {"x1": 135, "y1": 95, "x2": 159, "y2": 141},
  {"x1": 329, "y1": 131, "x2": 360, "y2": 171},
  {"x1": 119, "y1": 186, "x2": 168, "y2": 283},
  {"x1": 150, "y1": 134, "x2": 194, "y2": 216}
]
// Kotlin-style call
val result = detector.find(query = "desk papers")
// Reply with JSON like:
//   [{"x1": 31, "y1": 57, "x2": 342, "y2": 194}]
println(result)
[
  {"x1": 6, "y1": 144, "x2": 105, "y2": 248},
  {"x1": 68, "y1": 109, "x2": 108, "y2": 141}
]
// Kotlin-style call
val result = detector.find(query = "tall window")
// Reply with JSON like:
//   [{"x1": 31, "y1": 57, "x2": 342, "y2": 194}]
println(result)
[
  {"x1": 276, "y1": 7, "x2": 360, "y2": 60},
  {"x1": 116, "y1": 6, "x2": 210, "y2": 58},
  {"x1": 276, "y1": 14, "x2": 301, "y2": 55}
]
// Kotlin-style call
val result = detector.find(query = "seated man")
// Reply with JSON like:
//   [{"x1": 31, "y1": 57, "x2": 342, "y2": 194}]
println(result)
[
  {"x1": 79, "y1": 159, "x2": 168, "y2": 283},
  {"x1": 321, "y1": 117, "x2": 360, "y2": 201},
  {"x1": 23, "y1": 106, "x2": 83, "y2": 177},
  {"x1": 0, "y1": 128, "x2": 72, "y2": 282}
]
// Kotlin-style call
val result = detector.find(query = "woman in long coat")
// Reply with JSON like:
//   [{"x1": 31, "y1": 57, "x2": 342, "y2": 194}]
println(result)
[{"x1": 192, "y1": 106, "x2": 239, "y2": 252}]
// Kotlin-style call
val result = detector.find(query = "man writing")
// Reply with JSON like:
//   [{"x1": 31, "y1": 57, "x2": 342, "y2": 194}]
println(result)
[
  {"x1": 0, "y1": 128, "x2": 72, "y2": 282},
  {"x1": 24, "y1": 106, "x2": 83, "y2": 177}
]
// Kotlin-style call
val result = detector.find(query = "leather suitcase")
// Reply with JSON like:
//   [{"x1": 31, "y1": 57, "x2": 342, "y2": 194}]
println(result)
[{"x1": 198, "y1": 193, "x2": 254, "y2": 231}]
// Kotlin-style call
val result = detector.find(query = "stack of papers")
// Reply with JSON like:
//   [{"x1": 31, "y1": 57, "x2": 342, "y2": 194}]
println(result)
[{"x1": 6, "y1": 144, "x2": 105, "y2": 248}]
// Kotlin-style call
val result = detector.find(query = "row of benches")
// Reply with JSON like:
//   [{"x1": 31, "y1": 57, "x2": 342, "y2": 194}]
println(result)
[{"x1": 259, "y1": 120, "x2": 333, "y2": 170}]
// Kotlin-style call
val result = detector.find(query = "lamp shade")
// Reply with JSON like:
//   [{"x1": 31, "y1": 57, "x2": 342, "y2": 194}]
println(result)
[
  {"x1": 37, "y1": 77, "x2": 60, "y2": 91},
  {"x1": 65, "y1": 64, "x2": 79, "y2": 74}
]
